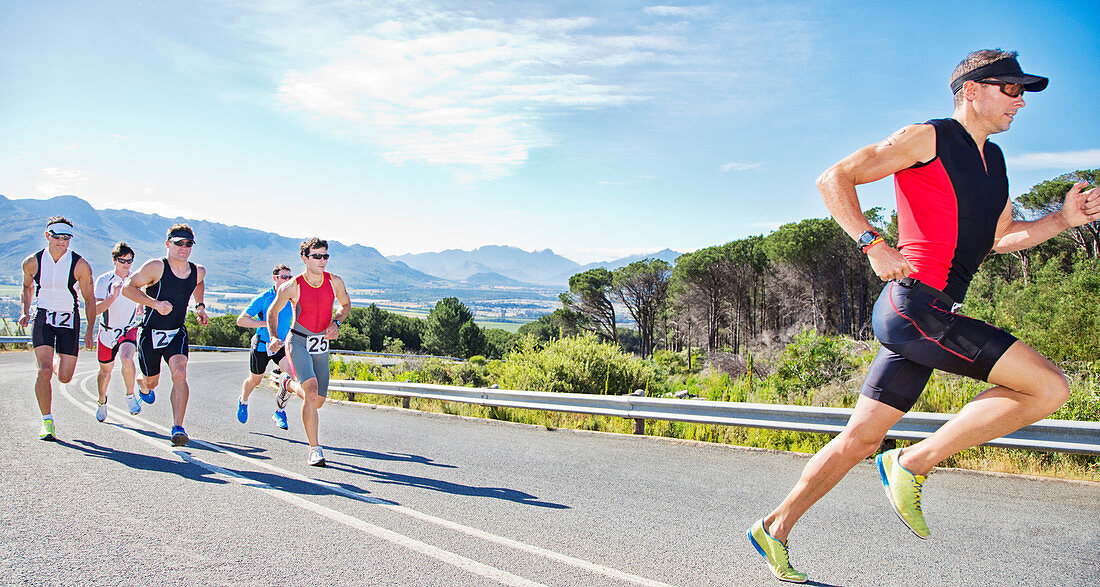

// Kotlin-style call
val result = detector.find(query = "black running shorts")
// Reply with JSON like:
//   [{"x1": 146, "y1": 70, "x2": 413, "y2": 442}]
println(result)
[
  {"x1": 861, "y1": 279, "x2": 1017, "y2": 412},
  {"x1": 248, "y1": 334, "x2": 287, "y2": 375},
  {"x1": 32, "y1": 308, "x2": 80, "y2": 356},
  {"x1": 138, "y1": 326, "x2": 189, "y2": 377}
]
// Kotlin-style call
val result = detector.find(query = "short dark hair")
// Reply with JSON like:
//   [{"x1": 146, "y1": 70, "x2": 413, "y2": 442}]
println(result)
[
  {"x1": 46, "y1": 216, "x2": 73, "y2": 228},
  {"x1": 166, "y1": 223, "x2": 194, "y2": 239},
  {"x1": 951, "y1": 49, "x2": 1018, "y2": 106},
  {"x1": 272, "y1": 263, "x2": 291, "y2": 274},
  {"x1": 300, "y1": 237, "x2": 328, "y2": 257},
  {"x1": 112, "y1": 242, "x2": 135, "y2": 260}
]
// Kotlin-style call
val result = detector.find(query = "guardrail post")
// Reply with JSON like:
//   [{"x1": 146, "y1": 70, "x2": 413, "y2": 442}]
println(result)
[
  {"x1": 346, "y1": 391, "x2": 357, "y2": 402},
  {"x1": 633, "y1": 418, "x2": 645, "y2": 435},
  {"x1": 401, "y1": 397, "x2": 411, "y2": 409}
]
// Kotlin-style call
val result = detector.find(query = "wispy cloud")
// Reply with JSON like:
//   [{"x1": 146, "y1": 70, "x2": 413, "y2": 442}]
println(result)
[
  {"x1": 719, "y1": 160, "x2": 765, "y2": 172},
  {"x1": 1006, "y1": 149, "x2": 1100, "y2": 170},
  {"x1": 36, "y1": 167, "x2": 89, "y2": 195},
  {"x1": 275, "y1": 15, "x2": 680, "y2": 181},
  {"x1": 644, "y1": 5, "x2": 714, "y2": 18}
]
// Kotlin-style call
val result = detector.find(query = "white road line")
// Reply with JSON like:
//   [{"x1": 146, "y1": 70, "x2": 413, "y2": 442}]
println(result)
[
  {"x1": 68, "y1": 369, "x2": 675, "y2": 587},
  {"x1": 61, "y1": 375, "x2": 544, "y2": 587}
]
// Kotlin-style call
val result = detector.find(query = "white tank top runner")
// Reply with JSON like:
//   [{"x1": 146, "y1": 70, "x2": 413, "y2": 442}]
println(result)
[{"x1": 35, "y1": 250, "x2": 78, "y2": 312}]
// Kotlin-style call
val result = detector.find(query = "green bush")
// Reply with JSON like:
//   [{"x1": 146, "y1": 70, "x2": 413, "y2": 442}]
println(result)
[{"x1": 489, "y1": 333, "x2": 655, "y2": 395}]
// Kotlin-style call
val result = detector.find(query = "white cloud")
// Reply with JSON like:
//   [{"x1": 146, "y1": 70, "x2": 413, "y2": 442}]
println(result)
[
  {"x1": 1006, "y1": 149, "x2": 1100, "y2": 170},
  {"x1": 35, "y1": 167, "x2": 89, "y2": 195},
  {"x1": 273, "y1": 12, "x2": 681, "y2": 181},
  {"x1": 644, "y1": 5, "x2": 714, "y2": 18},
  {"x1": 719, "y1": 160, "x2": 765, "y2": 172}
]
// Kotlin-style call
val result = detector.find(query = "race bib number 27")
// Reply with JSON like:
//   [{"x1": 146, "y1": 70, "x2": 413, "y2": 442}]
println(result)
[{"x1": 151, "y1": 328, "x2": 179, "y2": 350}]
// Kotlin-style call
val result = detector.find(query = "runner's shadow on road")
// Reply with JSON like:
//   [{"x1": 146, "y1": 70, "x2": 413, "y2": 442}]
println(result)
[
  {"x1": 61, "y1": 439, "x2": 228, "y2": 485},
  {"x1": 216, "y1": 441, "x2": 273, "y2": 460},
  {"x1": 326, "y1": 460, "x2": 570, "y2": 510},
  {"x1": 214, "y1": 466, "x2": 398, "y2": 505},
  {"x1": 250, "y1": 432, "x2": 457, "y2": 468}
]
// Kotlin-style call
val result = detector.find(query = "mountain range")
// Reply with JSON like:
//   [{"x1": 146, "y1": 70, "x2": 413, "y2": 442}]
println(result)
[
  {"x1": 390, "y1": 245, "x2": 682, "y2": 286},
  {"x1": 1, "y1": 194, "x2": 681, "y2": 292}
]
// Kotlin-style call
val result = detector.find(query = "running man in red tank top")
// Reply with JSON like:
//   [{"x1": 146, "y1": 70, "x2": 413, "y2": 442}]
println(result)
[
  {"x1": 266, "y1": 237, "x2": 352, "y2": 466},
  {"x1": 748, "y1": 50, "x2": 1100, "y2": 583}
]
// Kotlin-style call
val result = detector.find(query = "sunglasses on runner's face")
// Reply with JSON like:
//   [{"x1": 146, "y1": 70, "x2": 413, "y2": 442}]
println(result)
[
  {"x1": 307, "y1": 253, "x2": 330, "y2": 260},
  {"x1": 115, "y1": 257, "x2": 134, "y2": 264},
  {"x1": 48, "y1": 232, "x2": 72, "y2": 241},
  {"x1": 275, "y1": 274, "x2": 292, "y2": 280},
  {"x1": 170, "y1": 239, "x2": 194, "y2": 248},
  {"x1": 976, "y1": 79, "x2": 1025, "y2": 98}
]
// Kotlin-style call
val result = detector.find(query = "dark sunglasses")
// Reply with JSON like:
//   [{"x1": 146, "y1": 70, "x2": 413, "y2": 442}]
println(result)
[
  {"x1": 114, "y1": 257, "x2": 135, "y2": 264},
  {"x1": 275, "y1": 274, "x2": 293, "y2": 280},
  {"x1": 48, "y1": 232, "x2": 72, "y2": 241},
  {"x1": 976, "y1": 79, "x2": 1025, "y2": 98},
  {"x1": 170, "y1": 239, "x2": 195, "y2": 248},
  {"x1": 307, "y1": 253, "x2": 330, "y2": 260}
]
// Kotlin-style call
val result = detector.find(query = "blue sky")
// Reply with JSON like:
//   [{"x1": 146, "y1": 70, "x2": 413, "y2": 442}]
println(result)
[{"x1": 2, "y1": 1, "x2": 1098, "y2": 263}]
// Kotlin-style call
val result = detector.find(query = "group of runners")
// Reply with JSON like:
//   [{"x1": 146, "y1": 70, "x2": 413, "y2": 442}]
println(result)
[
  {"x1": 20, "y1": 222, "x2": 350, "y2": 466},
  {"x1": 15, "y1": 48, "x2": 1100, "y2": 580}
]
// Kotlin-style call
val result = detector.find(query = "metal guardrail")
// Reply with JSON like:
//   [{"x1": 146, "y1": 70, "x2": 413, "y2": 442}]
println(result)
[
  {"x1": 5, "y1": 334, "x2": 1097, "y2": 454},
  {"x1": 0, "y1": 337, "x2": 464, "y2": 362},
  {"x1": 327, "y1": 379, "x2": 1100, "y2": 456}
]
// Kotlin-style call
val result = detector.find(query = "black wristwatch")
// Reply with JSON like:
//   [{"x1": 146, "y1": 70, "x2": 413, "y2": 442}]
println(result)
[
  {"x1": 195, "y1": 302, "x2": 206, "y2": 310},
  {"x1": 332, "y1": 319, "x2": 341, "y2": 327},
  {"x1": 856, "y1": 230, "x2": 882, "y2": 253}
]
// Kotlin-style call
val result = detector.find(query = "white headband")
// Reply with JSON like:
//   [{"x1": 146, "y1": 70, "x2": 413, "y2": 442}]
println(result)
[{"x1": 46, "y1": 222, "x2": 73, "y2": 236}]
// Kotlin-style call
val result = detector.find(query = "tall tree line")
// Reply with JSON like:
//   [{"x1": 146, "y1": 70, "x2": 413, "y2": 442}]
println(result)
[{"x1": 554, "y1": 169, "x2": 1098, "y2": 357}]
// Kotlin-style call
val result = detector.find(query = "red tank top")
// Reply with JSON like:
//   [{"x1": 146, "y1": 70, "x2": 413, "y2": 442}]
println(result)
[{"x1": 293, "y1": 272, "x2": 335, "y2": 332}]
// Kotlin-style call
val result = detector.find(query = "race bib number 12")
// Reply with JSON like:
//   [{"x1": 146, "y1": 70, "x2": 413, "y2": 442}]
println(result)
[{"x1": 45, "y1": 310, "x2": 74, "y2": 329}]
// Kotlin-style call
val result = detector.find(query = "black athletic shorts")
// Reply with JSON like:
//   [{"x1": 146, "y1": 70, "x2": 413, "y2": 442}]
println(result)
[
  {"x1": 861, "y1": 279, "x2": 1017, "y2": 412},
  {"x1": 138, "y1": 325, "x2": 189, "y2": 377},
  {"x1": 249, "y1": 334, "x2": 287, "y2": 375},
  {"x1": 32, "y1": 308, "x2": 80, "y2": 357}
]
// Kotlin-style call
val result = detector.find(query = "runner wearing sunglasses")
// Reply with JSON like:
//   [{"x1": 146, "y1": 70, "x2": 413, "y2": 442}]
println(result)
[
  {"x1": 92, "y1": 242, "x2": 143, "y2": 422},
  {"x1": 748, "y1": 49, "x2": 1100, "y2": 582},
  {"x1": 19, "y1": 216, "x2": 97, "y2": 441},
  {"x1": 235, "y1": 263, "x2": 296, "y2": 429},
  {"x1": 122, "y1": 223, "x2": 209, "y2": 446},
  {"x1": 266, "y1": 237, "x2": 351, "y2": 466}
]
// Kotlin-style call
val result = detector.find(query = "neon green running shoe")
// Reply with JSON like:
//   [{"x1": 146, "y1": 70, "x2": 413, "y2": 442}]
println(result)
[
  {"x1": 877, "y1": 448, "x2": 930, "y2": 539},
  {"x1": 39, "y1": 418, "x2": 56, "y2": 441},
  {"x1": 747, "y1": 519, "x2": 807, "y2": 583}
]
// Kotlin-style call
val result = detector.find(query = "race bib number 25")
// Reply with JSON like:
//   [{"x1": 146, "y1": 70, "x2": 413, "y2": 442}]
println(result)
[
  {"x1": 305, "y1": 334, "x2": 329, "y2": 355},
  {"x1": 45, "y1": 310, "x2": 74, "y2": 329}
]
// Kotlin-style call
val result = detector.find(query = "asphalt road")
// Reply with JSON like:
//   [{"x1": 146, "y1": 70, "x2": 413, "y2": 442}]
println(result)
[{"x1": 2, "y1": 351, "x2": 1098, "y2": 586}]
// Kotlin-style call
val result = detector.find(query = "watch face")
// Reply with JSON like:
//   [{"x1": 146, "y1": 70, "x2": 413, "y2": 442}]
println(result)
[{"x1": 858, "y1": 231, "x2": 878, "y2": 247}]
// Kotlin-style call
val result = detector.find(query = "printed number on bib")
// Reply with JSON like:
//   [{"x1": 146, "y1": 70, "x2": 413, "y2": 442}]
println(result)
[
  {"x1": 305, "y1": 334, "x2": 329, "y2": 355},
  {"x1": 100, "y1": 327, "x2": 124, "y2": 348},
  {"x1": 151, "y1": 328, "x2": 179, "y2": 350},
  {"x1": 45, "y1": 310, "x2": 74, "y2": 329}
]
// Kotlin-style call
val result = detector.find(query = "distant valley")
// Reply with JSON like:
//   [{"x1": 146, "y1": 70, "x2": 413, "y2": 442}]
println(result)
[{"x1": 0, "y1": 195, "x2": 681, "y2": 328}]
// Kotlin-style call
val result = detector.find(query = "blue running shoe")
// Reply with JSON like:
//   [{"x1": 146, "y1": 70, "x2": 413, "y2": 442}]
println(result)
[
  {"x1": 237, "y1": 398, "x2": 248, "y2": 424},
  {"x1": 272, "y1": 409, "x2": 288, "y2": 430},
  {"x1": 170, "y1": 425, "x2": 189, "y2": 446},
  {"x1": 138, "y1": 383, "x2": 155, "y2": 405}
]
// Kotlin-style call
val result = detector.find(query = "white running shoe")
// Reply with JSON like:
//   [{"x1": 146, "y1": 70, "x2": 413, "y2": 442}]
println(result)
[
  {"x1": 126, "y1": 394, "x2": 142, "y2": 415},
  {"x1": 96, "y1": 400, "x2": 107, "y2": 423},
  {"x1": 275, "y1": 373, "x2": 292, "y2": 410},
  {"x1": 308, "y1": 446, "x2": 326, "y2": 467}
]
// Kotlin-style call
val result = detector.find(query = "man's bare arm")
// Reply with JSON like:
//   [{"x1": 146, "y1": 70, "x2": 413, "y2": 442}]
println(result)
[
  {"x1": 818, "y1": 124, "x2": 935, "y2": 281},
  {"x1": 122, "y1": 260, "x2": 172, "y2": 316},
  {"x1": 18, "y1": 255, "x2": 37, "y2": 328},
  {"x1": 993, "y1": 182, "x2": 1100, "y2": 253}
]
